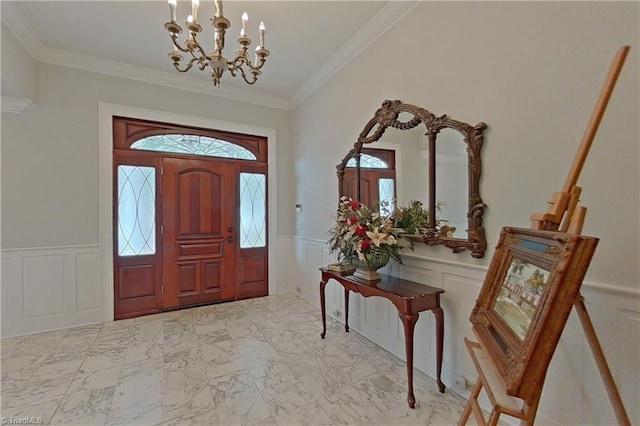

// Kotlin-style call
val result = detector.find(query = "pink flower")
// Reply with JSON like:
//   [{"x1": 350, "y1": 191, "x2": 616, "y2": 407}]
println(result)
[
  {"x1": 360, "y1": 238, "x2": 372, "y2": 251},
  {"x1": 350, "y1": 200, "x2": 361, "y2": 211},
  {"x1": 349, "y1": 216, "x2": 358, "y2": 225}
]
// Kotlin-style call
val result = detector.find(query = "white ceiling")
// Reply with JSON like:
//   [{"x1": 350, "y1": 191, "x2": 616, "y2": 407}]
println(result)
[{"x1": 2, "y1": 1, "x2": 420, "y2": 109}]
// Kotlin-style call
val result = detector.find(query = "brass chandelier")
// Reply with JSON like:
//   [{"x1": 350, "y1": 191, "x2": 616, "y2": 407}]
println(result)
[{"x1": 165, "y1": 0, "x2": 269, "y2": 87}]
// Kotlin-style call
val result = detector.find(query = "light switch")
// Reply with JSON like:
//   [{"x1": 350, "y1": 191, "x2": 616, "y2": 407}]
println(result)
[{"x1": 295, "y1": 203, "x2": 302, "y2": 213}]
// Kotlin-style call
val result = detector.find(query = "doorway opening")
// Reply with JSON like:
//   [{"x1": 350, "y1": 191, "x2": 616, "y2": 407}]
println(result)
[{"x1": 113, "y1": 116, "x2": 268, "y2": 319}]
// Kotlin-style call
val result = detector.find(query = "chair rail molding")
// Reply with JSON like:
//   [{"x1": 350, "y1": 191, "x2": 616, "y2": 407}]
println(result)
[{"x1": 1, "y1": 96, "x2": 34, "y2": 114}]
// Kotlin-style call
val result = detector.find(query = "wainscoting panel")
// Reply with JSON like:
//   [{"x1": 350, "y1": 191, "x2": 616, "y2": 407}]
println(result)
[
  {"x1": 439, "y1": 272, "x2": 484, "y2": 380},
  {"x1": 76, "y1": 252, "x2": 102, "y2": 311},
  {"x1": 276, "y1": 236, "x2": 295, "y2": 294},
  {"x1": 22, "y1": 254, "x2": 66, "y2": 318},
  {"x1": 1, "y1": 258, "x2": 11, "y2": 322},
  {"x1": 1, "y1": 245, "x2": 102, "y2": 337},
  {"x1": 290, "y1": 235, "x2": 639, "y2": 426}
]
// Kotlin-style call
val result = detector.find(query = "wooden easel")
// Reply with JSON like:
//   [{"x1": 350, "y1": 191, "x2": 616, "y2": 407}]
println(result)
[{"x1": 459, "y1": 46, "x2": 631, "y2": 426}]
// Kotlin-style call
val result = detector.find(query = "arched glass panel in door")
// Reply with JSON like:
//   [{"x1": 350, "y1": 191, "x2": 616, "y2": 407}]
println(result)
[
  {"x1": 346, "y1": 153, "x2": 388, "y2": 168},
  {"x1": 131, "y1": 134, "x2": 257, "y2": 160}
]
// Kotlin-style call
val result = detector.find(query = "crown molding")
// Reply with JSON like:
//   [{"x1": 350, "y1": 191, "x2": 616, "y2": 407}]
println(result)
[
  {"x1": 1, "y1": 96, "x2": 34, "y2": 114},
  {"x1": 288, "y1": 1, "x2": 422, "y2": 109},
  {"x1": 36, "y1": 47, "x2": 292, "y2": 110},
  {"x1": 2, "y1": 1, "x2": 419, "y2": 112},
  {"x1": 0, "y1": 1, "x2": 44, "y2": 58},
  {"x1": 1, "y1": 1, "x2": 291, "y2": 110}
]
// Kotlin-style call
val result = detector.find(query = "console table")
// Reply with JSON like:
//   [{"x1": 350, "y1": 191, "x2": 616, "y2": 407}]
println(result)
[{"x1": 319, "y1": 267, "x2": 446, "y2": 408}]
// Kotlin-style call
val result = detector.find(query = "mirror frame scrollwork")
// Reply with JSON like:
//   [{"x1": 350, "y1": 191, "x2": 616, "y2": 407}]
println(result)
[{"x1": 337, "y1": 99, "x2": 488, "y2": 258}]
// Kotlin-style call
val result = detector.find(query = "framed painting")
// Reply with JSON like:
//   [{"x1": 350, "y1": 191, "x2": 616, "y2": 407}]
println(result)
[{"x1": 469, "y1": 227, "x2": 598, "y2": 403}]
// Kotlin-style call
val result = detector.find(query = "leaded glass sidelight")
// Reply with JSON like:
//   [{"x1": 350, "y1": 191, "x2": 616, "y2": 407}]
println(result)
[
  {"x1": 346, "y1": 153, "x2": 388, "y2": 169},
  {"x1": 240, "y1": 173, "x2": 266, "y2": 248},
  {"x1": 379, "y1": 178, "x2": 395, "y2": 216},
  {"x1": 131, "y1": 134, "x2": 257, "y2": 160},
  {"x1": 118, "y1": 166, "x2": 156, "y2": 256}
]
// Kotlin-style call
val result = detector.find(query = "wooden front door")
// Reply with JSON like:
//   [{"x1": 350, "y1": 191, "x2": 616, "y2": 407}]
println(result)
[
  {"x1": 162, "y1": 157, "x2": 237, "y2": 308},
  {"x1": 343, "y1": 148, "x2": 397, "y2": 209},
  {"x1": 113, "y1": 116, "x2": 268, "y2": 319}
]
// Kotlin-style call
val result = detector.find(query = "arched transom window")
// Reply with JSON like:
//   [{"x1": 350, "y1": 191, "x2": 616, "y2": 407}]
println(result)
[
  {"x1": 131, "y1": 134, "x2": 257, "y2": 160},
  {"x1": 346, "y1": 153, "x2": 388, "y2": 168}
]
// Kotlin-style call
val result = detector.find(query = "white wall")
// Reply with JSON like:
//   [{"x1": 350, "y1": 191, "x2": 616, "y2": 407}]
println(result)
[
  {"x1": 1, "y1": 62, "x2": 294, "y2": 248},
  {"x1": 291, "y1": 2, "x2": 638, "y2": 425}
]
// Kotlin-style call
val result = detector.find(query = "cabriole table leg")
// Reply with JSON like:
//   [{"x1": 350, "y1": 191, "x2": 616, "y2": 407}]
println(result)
[
  {"x1": 320, "y1": 279, "x2": 327, "y2": 339},
  {"x1": 399, "y1": 312, "x2": 419, "y2": 408}
]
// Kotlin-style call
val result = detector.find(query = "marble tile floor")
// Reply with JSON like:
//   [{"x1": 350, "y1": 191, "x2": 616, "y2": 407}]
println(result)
[{"x1": 1, "y1": 293, "x2": 471, "y2": 425}]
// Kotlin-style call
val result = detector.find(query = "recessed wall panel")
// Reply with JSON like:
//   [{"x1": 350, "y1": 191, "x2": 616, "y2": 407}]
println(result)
[
  {"x1": 2, "y1": 258, "x2": 11, "y2": 322},
  {"x1": 22, "y1": 255, "x2": 65, "y2": 318},
  {"x1": 76, "y1": 252, "x2": 101, "y2": 311}
]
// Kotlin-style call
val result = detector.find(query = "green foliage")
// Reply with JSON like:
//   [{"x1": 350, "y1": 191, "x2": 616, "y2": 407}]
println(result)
[{"x1": 393, "y1": 200, "x2": 429, "y2": 235}]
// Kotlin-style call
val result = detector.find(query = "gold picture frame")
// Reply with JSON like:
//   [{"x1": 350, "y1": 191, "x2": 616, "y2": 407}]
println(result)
[{"x1": 470, "y1": 227, "x2": 598, "y2": 403}]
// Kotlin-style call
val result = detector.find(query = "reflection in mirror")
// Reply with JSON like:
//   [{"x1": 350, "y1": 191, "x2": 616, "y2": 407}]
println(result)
[
  {"x1": 337, "y1": 100, "x2": 487, "y2": 258},
  {"x1": 434, "y1": 128, "x2": 468, "y2": 239},
  {"x1": 342, "y1": 148, "x2": 397, "y2": 216}
]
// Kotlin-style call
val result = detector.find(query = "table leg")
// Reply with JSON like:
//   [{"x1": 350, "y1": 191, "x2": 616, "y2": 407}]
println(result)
[
  {"x1": 433, "y1": 306, "x2": 445, "y2": 392},
  {"x1": 344, "y1": 288, "x2": 350, "y2": 333},
  {"x1": 320, "y1": 279, "x2": 327, "y2": 339},
  {"x1": 399, "y1": 312, "x2": 419, "y2": 408}
]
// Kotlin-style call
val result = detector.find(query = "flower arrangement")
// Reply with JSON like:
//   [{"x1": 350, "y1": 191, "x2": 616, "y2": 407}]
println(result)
[
  {"x1": 328, "y1": 196, "x2": 413, "y2": 267},
  {"x1": 393, "y1": 200, "x2": 456, "y2": 238}
]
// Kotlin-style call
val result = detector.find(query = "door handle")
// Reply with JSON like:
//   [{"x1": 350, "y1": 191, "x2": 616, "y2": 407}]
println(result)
[
  {"x1": 227, "y1": 236, "x2": 233, "y2": 243},
  {"x1": 228, "y1": 227, "x2": 233, "y2": 233}
]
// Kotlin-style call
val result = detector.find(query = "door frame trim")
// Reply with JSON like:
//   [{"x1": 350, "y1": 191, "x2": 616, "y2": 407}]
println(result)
[{"x1": 99, "y1": 102, "x2": 278, "y2": 322}]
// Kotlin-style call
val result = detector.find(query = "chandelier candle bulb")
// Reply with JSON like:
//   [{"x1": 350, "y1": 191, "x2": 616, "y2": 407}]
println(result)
[
  {"x1": 191, "y1": 0, "x2": 199, "y2": 22},
  {"x1": 259, "y1": 21, "x2": 265, "y2": 47},
  {"x1": 241, "y1": 12, "x2": 248, "y2": 37},
  {"x1": 168, "y1": 0, "x2": 177, "y2": 22},
  {"x1": 186, "y1": 15, "x2": 193, "y2": 39}
]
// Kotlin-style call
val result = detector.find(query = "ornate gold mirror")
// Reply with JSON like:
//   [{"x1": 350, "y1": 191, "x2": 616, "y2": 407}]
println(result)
[{"x1": 337, "y1": 100, "x2": 488, "y2": 258}]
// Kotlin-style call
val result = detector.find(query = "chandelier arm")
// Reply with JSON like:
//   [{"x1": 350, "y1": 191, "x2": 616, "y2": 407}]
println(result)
[
  {"x1": 232, "y1": 58, "x2": 261, "y2": 73},
  {"x1": 173, "y1": 56, "x2": 202, "y2": 73},
  {"x1": 181, "y1": 38, "x2": 211, "y2": 71},
  {"x1": 247, "y1": 56, "x2": 267, "y2": 71},
  {"x1": 249, "y1": 48, "x2": 269, "y2": 71},
  {"x1": 189, "y1": 33, "x2": 210, "y2": 62},
  {"x1": 228, "y1": 61, "x2": 259, "y2": 85},
  {"x1": 169, "y1": 35, "x2": 191, "y2": 54},
  {"x1": 240, "y1": 70, "x2": 259, "y2": 85}
]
